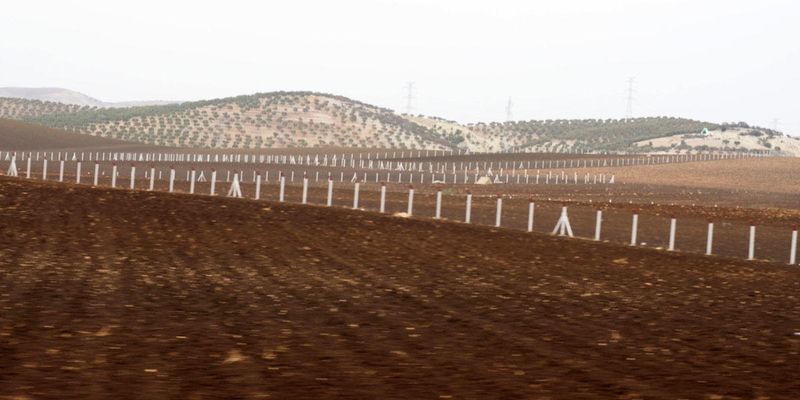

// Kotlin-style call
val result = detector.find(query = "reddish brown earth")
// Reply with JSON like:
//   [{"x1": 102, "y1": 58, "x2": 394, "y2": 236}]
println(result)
[
  {"x1": 6, "y1": 156, "x2": 799, "y2": 262},
  {"x1": 0, "y1": 119, "x2": 151, "y2": 151},
  {"x1": 0, "y1": 177, "x2": 799, "y2": 399}
]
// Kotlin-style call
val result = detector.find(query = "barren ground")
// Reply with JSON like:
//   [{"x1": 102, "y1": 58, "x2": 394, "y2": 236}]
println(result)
[{"x1": 1, "y1": 177, "x2": 799, "y2": 399}]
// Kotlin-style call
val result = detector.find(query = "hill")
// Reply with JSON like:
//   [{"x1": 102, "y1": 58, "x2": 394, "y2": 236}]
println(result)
[
  {"x1": 0, "y1": 91, "x2": 793, "y2": 154},
  {"x1": 0, "y1": 118, "x2": 158, "y2": 150},
  {"x1": 0, "y1": 87, "x2": 178, "y2": 108},
  {"x1": 9, "y1": 92, "x2": 456, "y2": 150}
]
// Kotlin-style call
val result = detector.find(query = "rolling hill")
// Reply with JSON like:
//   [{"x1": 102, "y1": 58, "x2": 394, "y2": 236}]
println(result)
[
  {"x1": 0, "y1": 87, "x2": 178, "y2": 108},
  {"x1": 0, "y1": 91, "x2": 794, "y2": 154},
  {"x1": 0, "y1": 118, "x2": 162, "y2": 150}
]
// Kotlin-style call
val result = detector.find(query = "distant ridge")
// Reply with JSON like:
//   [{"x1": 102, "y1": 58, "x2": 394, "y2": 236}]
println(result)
[
  {"x1": 0, "y1": 90, "x2": 795, "y2": 154},
  {"x1": 0, "y1": 87, "x2": 179, "y2": 108}
]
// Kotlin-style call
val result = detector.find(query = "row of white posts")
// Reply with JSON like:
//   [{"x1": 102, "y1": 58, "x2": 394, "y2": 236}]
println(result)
[
  {"x1": 312, "y1": 180, "x2": 797, "y2": 265},
  {"x1": 622, "y1": 211, "x2": 798, "y2": 264},
  {"x1": 2, "y1": 149, "x2": 761, "y2": 181},
  {"x1": 5, "y1": 155, "x2": 798, "y2": 265},
  {"x1": 13, "y1": 155, "x2": 622, "y2": 187},
  {"x1": 4, "y1": 148, "x2": 760, "y2": 166}
]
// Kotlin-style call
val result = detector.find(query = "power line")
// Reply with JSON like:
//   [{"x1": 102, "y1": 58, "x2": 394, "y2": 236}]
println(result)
[
  {"x1": 404, "y1": 82, "x2": 414, "y2": 115},
  {"x1": 505, "y1": 97, "x2": 513, "y2": 122}
]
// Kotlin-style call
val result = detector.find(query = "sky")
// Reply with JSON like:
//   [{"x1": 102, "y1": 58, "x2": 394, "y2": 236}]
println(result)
[{"x1": 1, "y1": 0, "x2": 799, "y2": 135}]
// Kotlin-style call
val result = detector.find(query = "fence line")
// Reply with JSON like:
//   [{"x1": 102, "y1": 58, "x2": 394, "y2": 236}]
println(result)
[{"x1": 1, "y1": 156, "x2": 797, "y2": 266}]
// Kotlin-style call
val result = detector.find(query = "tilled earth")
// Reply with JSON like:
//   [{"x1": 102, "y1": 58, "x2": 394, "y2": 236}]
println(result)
[{"x1": 0, "y1": 177, "x2": 799, "y2": 399}]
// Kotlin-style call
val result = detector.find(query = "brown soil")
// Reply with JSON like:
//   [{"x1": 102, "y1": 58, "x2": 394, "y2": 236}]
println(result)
[
  {"x1": 0, "y1": 177, "x2": 799, "y2": 399},
  {"x1": 8, "y1": 158, "x2": 800, "y2": 263},
  {"x1": 612, "y1": 157, "x2": 800, "y2": 195},
  {"x1": 0, "y1": 119, "x2": 151, "y2": 151}
]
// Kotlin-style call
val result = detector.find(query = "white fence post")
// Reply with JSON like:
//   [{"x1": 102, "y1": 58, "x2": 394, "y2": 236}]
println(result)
[
  {"x1": 465, "y1": 190, "x2": 472, "y2": 224},
  {"x1": 254, "y1": 172, "x2": 261, "y2": 200},
  {"x1": 189, "y1": 168, "x2": 196, "y2": 194},
  {"x1": 552, "y1": 206, "x2": 574, "y2": 237},
  {"x1": 42, "y1": 157, "x2": 48, "y2": 181},
  {"x1": 302, "y1": 173, "x2": 309, "y2": 204},
  {"x1": 76, "y1": 161, "x2": 82, "y2": 184},
  {"x1": 210, "y1": 169, "x2": 217, "y2": 195},
  {"x1": 327, "y1": 176, "x2": 333, "y2": 207},
  {"x1": 149, "y1": 166, "x2": 156, "y2": 191},
  {"x1": 111, "y1": 163, "x2": 117, "y2": 188},
  {"x1": 495, "y1": 196, "x2": 503, "y2": 227},
  {"x1": 594, "y1": 209, "x2": 603, "y2": 241},
  {"x1": 93, "y1": 162, "x2": 100, "y2": 186},
  {"x1": 59, "y1": 159, "x2": 65, "y2": 182},
  {"x1": 706, "y1": 220, "x2": 714, "y2": 255},
  {"x1": 353, "y1": 182, "x2": 360, "y2": 209},
  {"x1": 279, "y1": 174, "x2": 286, "y2": 202},
  {"x1": 790, "y1": 224, "x2": 798, "y2": 265},
  {"x1": 748, "y1": 222, "x2": 756, "y2": 260},
  {"x1": 130, "y1": 165, "x2": 136, "y2": 189},
  {"x1": 527, "y1": 198, "x2": 535, "y2": 232},
  {"x1": 630, "y1": 211, "x2": 639, "y2": 246},
  {"x1": 379, "y1": 182, "x2": 386, "y2": 212},
  {"x1": 168, "y1": 166, "x2": 176, "y2": 192},
  {"x1": 227, "y1": 173, "x2": 243, "y2": 198},
  {"x1": 668, "y1": 216, "x2": 677, "y2": 251},
  {"x1": 26, "y1": 157, "x2": 31, "y2": 179},
  {"x1": 435, "y1": 188, "x2": 442, "y2": 219},
  {"x1": 407, "y1": 185, "x2": 414, "y2": 216}
]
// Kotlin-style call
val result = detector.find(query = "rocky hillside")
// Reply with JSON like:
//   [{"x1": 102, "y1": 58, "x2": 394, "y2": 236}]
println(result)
[{"x1": 0, "y1": 92, "x2": 794, "y2": 154}]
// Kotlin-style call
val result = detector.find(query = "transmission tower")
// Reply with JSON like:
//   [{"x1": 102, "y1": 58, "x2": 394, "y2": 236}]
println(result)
[
  {"x1": 772, "y1": 118, "x2": 780, "y2": 132},
  {"x1": 505, "y1": 97, "x2": 513, "y2": 122},
  {"x1": 625, "y1": 77, "x2": 635, "y2": 120},
  {"x1": 404, "y1": 82, "x2": 415, "y2": 115}
]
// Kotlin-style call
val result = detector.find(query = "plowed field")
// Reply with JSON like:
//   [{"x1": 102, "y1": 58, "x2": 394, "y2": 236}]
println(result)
[{"x1": 1, "y1": 178, "x2": 799, "y2": 399}]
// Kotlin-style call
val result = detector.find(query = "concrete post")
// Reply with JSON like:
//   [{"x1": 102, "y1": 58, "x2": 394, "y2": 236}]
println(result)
[
  {"x1": 255, "y1": 172, "x2": 261, "y2": 200},
  {"x1": 790, "y1": 224, "x2": 797, "y2": 265},
  {"x1": 594, "y1": 209, "x2": 602, "y2": 241},
  {"x1": 407, "y1": 186, "x2": 415, "y2": 216},
  {"x1": 495, "y1": 196, "x2": 503, "y2": 227},
  {"x1": 748, "y1": 222, "x2": 756, "y2": 260},
  {"x1": 706, "y1": 221, "x2": 714, "y2": 255},
  {"x1": 353, "y1": 182, "x2": 360, "y2": 209},
  {"x1": 435, "y1": 188, "x2": 442, "y2": 219},
  {"x1": 210, "y1": 169, "x2": 217, "y2": 195},
  {"x1": 465, "y1": 190, "x2": 472, "y2": 224},
  {"x1": 379, "y1": 182, "x2": 386, "y2": 212},
  {"x1": 130, "y1": 165, "x2": 136, "y2": 189},
  {"x1": 302, "y1": 173, "x2": 309, "y2": 204},
  {"x1": 279, "y1": 174, "x2": 286, "y2": 202},
  {"x1": 668, "y1": 217, "x2": 677, "y2": 251},
  {"x1": 327, "y1": 176, "x2": 333, "y2": 207}
]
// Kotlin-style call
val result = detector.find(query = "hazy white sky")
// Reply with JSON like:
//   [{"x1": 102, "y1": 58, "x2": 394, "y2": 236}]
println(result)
[{"x1": 1, "y1": 0, "x2": 798, "y2": 134}]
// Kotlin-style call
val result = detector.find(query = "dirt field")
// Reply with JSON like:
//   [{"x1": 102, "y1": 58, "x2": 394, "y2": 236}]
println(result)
[
  {"x1": 0, "y1": 177, "x2": 799, "y2": 399},
  {"x1": 612, "y1": 157, "x2": 800, "y2": 195},
  {"x1": 0, "y1": 119, "x2": 152, "y2": 151}
]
